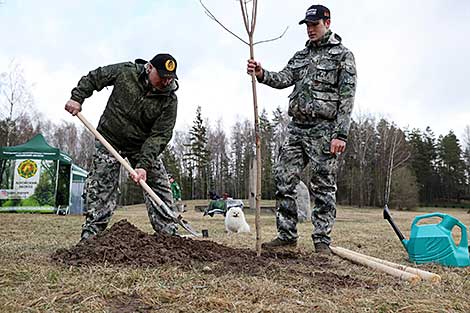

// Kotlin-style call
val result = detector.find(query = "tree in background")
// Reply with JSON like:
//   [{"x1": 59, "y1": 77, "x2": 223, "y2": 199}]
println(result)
[
  {"x1": 349, "y1": 114, "x2": 376, "y2": 207},
  {"x1": 463, "y1": 125, "x2": 470, "y2": 198},
  {"x1": 390, "y1": 166, "x2": 419, "y2": 210},
  {"x1": 408, "y1": 127, "x2": 439, "y2": 204},
  {"x1": 0, "y1": 61, "x2": 34, "y2": 146},
  {"x1": 259, "y1": 110, "x2": 274, "y2": 199},
  {"x1": 184, "y1": 106, "x2": 209, "y2": 199},
  {"x1": 271, "y1": 106, "x2": 289, "y2": 161},
  {"x1": 206, "y1": 119, "x2": 231, "y2": 197},
  {"x1": 381, "y1": 123, "x2": 412, "y2": 208},
  {"x1": 436, "y1": 131, "x2": 467, "y2": 203},
  {"x1": 171, "y1": 130, "x2": 192, "y2": 199},
  {"x1": 228, "y1": 119, "x2": 254, "y2": 199},
  {"x1": 1, "y1": 80, "x2": 468, "y2": 208},
  {"x1": 161, "y1": 145, "x2": 182, "y2": 185}
]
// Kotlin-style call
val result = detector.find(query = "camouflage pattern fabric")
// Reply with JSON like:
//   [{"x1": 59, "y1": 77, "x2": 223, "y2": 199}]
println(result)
[
  {"x1": 81, "y1": 141, "x2": 177, "y2": 238},
  {"x1": 260, "y1": 30, "x2": 356, "y2": 245},
  {"x1": 274, "y1": 121, "x2": 337, "y2": 244},
  {"x1": 260, "y1": 30, "x2": 356, "y2": 142},
  {"x1": 71, "y1": 59, "x2": 178, "y2": 171}
]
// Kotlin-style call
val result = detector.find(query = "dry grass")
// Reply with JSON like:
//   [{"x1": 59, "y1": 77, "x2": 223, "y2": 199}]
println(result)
[{"x1": 1, "y1": 202, "x2": 470, "y2": 313}]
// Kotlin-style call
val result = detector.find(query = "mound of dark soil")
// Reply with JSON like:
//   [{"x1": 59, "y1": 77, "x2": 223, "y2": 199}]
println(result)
[
  {"x1": 52, "y1": 220, "x2": 375, "y2": 290},
  {"x1": 52, "y1": 220, "x2": 298, "y2": 268}
]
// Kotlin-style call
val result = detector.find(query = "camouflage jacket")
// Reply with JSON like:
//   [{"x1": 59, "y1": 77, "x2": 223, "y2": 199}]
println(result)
[
  {"x1": 260, "y1": 31, "x2": 356, "y2": 141},
  {"x1": 70, "y1": 59, "x2": 178, "y2": 170}
]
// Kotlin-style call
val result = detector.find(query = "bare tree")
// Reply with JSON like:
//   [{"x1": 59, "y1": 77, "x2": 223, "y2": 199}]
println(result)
[
  {"x1": 463, "y1": 125, "x2": 470, "y2": 150},
  {"x1": 0, "y1": 61, "x2": 34, "y2": 146},
  {"x1": 200, "y1": 0, "x2": 287, "y2": 255},
  {"x1": 76, "y1": 128, "x2": 95, "y2": 170},
  {"x1": 349, "y1": 113, "x2": 375, "y2": 207},
  {"x1": 207, "y1": 119, "x2": 231, "y2": 196},
  {"x1": 272, "y1": 106, "x2": 289, "y2": 160},
  {"x1": 384, "y1": 124, "x2": 411, "y2": 207}
]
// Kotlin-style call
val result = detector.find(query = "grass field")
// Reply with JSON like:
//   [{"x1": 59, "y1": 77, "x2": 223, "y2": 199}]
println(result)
[{"x1": 1, "y1": 201, "x2": 470, "y2": 312}]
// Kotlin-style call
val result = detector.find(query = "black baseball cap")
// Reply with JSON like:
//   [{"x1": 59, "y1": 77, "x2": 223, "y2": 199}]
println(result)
[
  {"x1": 150, "y1": 53, "x2": 178, "y2": 79},
  {"x1": 299, "y1": 4, "x2": 330, "y2": 25}
]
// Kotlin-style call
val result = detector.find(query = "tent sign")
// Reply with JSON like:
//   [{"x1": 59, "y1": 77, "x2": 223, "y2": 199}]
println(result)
[{"x1": 1, "y1": 159, "x2": 42, "y2": 199}]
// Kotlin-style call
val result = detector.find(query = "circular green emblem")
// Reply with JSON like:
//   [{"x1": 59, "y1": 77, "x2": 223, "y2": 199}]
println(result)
[{"x1": 17, "y1": 160, "x2": 38, "y2": 179}]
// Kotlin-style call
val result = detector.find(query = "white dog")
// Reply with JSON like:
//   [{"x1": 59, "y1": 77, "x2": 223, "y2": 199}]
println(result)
[{"x1": 224, "y1": 206, "x2": 250, "y2": 233}]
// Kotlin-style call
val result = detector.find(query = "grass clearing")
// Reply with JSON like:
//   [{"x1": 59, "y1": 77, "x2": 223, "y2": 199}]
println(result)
[{"x1": 1, "y1": 202, "x2": 470, "y2": 312}]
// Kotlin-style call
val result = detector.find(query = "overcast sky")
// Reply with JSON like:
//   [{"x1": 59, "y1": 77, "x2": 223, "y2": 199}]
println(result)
[{"x1": 1, "y1": 0, "x2": 469, "y2": 141}]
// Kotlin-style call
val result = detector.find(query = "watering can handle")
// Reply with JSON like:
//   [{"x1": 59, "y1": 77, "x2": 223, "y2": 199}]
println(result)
[
  {"x1": 411, "y1": 212, "x2": 447, "y2": 228},
  {"x1": 412, "y1": 212, "x2": 468, "y2": 249},
  {"x1": 456, "y1": 221, "x2": 469, "y2": 249}
]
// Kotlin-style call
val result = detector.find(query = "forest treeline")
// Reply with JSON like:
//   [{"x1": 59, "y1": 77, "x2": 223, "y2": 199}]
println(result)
[{"x1": 2, "y1": 62, "x2": 470, "y2": 209}]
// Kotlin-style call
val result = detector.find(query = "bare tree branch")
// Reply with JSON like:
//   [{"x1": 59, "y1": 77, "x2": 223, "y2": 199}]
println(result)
[
  {"x1": 238, "y1": 0, "x2": 250, "y2": 34},
  {"x1": 200, "y1": 0, "x2": 249, "y2": 45},
  {"x1": 254, "y1": 26, "x2": 289, "y2": 45},
  {"x1": 251, "y1": 0, "x2": 257, "y2": 33}
]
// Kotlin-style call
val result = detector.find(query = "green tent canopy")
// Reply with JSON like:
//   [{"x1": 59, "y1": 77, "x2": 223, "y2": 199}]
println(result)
[
  {"x1": 0, "y1": 133, "x2": 72, "y2": 164},
  {"x1": 0, "y1": 134, "x2": 88, "y2": 214}
]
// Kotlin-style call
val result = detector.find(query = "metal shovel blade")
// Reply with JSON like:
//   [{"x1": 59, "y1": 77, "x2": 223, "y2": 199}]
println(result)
[{"x1": 149, "y1": 198, "x2": 201, "y2": 237}]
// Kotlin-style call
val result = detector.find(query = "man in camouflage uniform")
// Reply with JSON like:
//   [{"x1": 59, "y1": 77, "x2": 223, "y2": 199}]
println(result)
[
  {"x1": 247, "y1": 5, "x2": 357, "y2": 253},
  {"x1": 64, "y1": 53, "x2": 180, "y2": 241}
]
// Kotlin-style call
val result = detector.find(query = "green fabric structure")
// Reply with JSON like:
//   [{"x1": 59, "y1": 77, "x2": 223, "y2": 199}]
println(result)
[
  {"x1": 0, "y1": 134, "x2": 87, "y2": 214},
  {"x1": 0, "y1": 134, "x2": 72, "y2": 164}
]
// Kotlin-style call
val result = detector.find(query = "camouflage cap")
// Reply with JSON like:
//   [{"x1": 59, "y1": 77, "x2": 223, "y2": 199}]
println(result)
[
  {"x1": 150, "y1": 53, "x2": 178, "y2": 79},
  {"x1": 299, "y1": 5, "x2": 330, "y2": 24}
]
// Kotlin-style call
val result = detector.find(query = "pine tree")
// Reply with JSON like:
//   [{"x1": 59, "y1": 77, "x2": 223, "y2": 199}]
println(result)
[
  {"x1": 184, "y1": 106, "x2": 209, "y2": 199},
  {"x1": 436, "y1": 131, "x2": 466, "y2": 202},
  {"x1": 408, "y1": 127, "x2": 438, "y2": 203},
  {"x1": 161, "y1": 145, "x2": 182, "y2": 183},
  {"x1": 259, "y1": 110, "x2": 274, "y2": 199}
]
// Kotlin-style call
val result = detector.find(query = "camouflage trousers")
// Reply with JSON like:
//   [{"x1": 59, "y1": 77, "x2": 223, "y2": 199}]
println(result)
[
  {"x1": 275, "y1": 122, "x2": 338, "y2": 245},
  {"x1": 81, "y1": 141, "x2": 177, "y2": 239}
]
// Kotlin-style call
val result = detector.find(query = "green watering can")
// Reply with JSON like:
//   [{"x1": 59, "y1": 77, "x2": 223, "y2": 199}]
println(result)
[{"x1": 384, "y1": 206, "x2": 470, "y2": 267}]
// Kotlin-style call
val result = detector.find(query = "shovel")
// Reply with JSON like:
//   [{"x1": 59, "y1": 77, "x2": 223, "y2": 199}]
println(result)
[{"x1": 76, "y1": 112, "x2": 200, "y2": 237}]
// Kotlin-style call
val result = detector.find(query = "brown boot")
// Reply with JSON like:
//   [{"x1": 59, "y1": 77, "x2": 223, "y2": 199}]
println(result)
[
  {"x1": 261, "y1": 237, "x2": 297, "y2": 249},
  {"x1": 314, "y1": 242, "x2": 332, "y2": 255}
]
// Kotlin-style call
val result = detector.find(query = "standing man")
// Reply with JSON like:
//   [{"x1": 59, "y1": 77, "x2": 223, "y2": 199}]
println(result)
[
  {"x1": 65, "y1": 53, "x2": 180, "y2": 241},
  {"x1": 247, "y1": 5, "x2": 357, "y2": 253},
  {"x1": 168, "y1": 174, "x2": 184, "y2": 212}
]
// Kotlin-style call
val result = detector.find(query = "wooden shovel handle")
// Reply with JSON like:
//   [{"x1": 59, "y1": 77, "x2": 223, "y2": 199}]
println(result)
[
  {"x1": 331, "y1": 246, "x2": 421, "y2": 283},
  {"x1": 76, "y1": 112, "x2": 164, "y2": 206}
]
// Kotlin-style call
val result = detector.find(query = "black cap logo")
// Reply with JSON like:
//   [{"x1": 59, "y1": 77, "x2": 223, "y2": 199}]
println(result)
[{"x1": 165, "y1": 60, "x2": 175, "y2": 72}]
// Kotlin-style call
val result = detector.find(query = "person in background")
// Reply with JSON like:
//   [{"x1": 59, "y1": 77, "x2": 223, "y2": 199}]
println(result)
[{"x1": 169, "y1": 174, "x2": 184, "y2": 212}]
